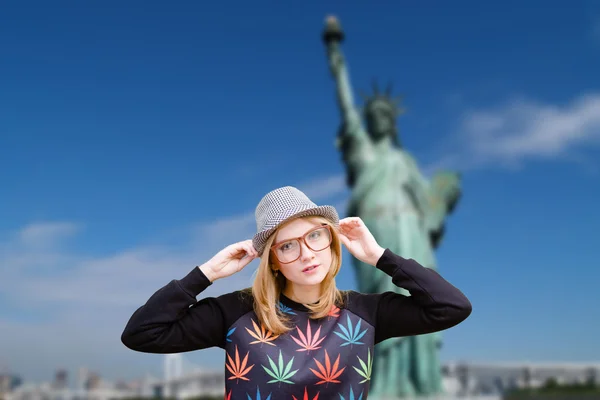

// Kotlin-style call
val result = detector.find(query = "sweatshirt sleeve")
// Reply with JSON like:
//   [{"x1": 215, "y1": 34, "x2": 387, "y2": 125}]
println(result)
[
  {"x1": 373, "y1": 248, "x2": 472, "y2": 344},
  {"x1": 120, "y1": 267, "x2": 250, "y2": 353}
]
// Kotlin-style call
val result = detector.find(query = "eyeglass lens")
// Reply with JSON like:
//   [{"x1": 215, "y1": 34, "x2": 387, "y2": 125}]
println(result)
[{"x1": 274, "y1": 227, "x2": 332, "y2": 263}]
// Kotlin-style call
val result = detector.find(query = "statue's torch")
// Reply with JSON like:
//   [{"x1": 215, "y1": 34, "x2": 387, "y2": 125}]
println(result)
[
  {"x1": 322, "y1": 16, "x2": 347, "y2": 78},
  {"x1": 322, "y1": 15, "x2": 345, "y2": 45}
]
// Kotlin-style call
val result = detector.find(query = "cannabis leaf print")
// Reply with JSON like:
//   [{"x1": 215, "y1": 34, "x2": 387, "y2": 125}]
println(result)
[
  {"x1": 353, "y1": 348, "x2": 372, "y2": 383},
  {"x1": 290, "y1": 320, "x2": 326, "y2": 352},
  {"x1": 226, "y1": 327, "x2": 236, "y2": 343},
  {"x1": 334, "y1": 315, "x2": 367, "y2": 347},
  {"x1": 310, "y1": 349, "x2": 345, "y2": 386},
  {"x1": 278, "y1": 301, "x2": 297, "y2": 315},
  {"x1": 292, "y1": 387, "x2": 320, "y2": 400},
  {"x1": 338, "y1": 386, "x2": 364, "y2": 400},
  {"x1": 246, "y1": 386, "x2": 272, "y2": 400},
  {"x1": 246, "y1": 319, "x2": 279, "y2": 346},
  {"x1": 328, "y1": 305, "x2": 340, "y2": 319},
  {"x1": 262, "y1": 350, "x2": 298, "y2": 384},
  {"x1": 221, "y1": 306, "x2": 378, "y2": 398},
  {"x1": 226, "y1": 345, "x2": 254, "y2": 383}
]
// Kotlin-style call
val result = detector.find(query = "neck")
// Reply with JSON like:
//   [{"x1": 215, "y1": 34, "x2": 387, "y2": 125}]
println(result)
[{"x1": 282, "y1": 283, "x2": 322, "y2": 305}]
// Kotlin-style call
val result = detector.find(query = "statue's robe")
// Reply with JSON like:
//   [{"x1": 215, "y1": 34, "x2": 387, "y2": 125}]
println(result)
[{"x1": 338, "y1": 117, "x2": 457, "y2": 397}]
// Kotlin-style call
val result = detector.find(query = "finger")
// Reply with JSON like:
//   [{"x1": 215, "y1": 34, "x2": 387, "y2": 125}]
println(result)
[
  {"x1": 237, "y1": 256, "x2": 254, "y2": 271},
  {"x1": 340, "y1": 220, "x2": 355, "y2": 231},
  {"x1": 338, "y1": 232, "x2": 351, "y2": 248},
  {"x1": 340, "y1": 217, "x2": 360, "y2": 227},
  {"x1": 234, "y1": 246, "x2": 252, "y2": 268},
  {"x1": 235, "y1": 245, "x2": 250, "y2": 259},
  {"x1": 243, "y1": 242, "x2": 257, "y2": 260},
  {"x1": 227, "y1": 241, "x2": 246, "y2": 256},
  {"x1": 227, "y1": 248, "x2": 244, "y2": 260},
  {"x1": 239, "y1": 240, "x2": 255, "y2": 254},
  {"x1": 342, "y1": 218, "x2": 361, "y2": 229},
  {"x1": 245, "y1": 240, "x2": 259, "y2": 258},
  {"x1": 338, "y1": 219, "x2": 352, "y2": 229},
  {"x1": 249, "y1": 241, "x2": 259, "y2": 257},
  {"x1": 338, "y1": 226, "x2": 352, "y2": 238},
  {"x1": 249, "y1": 242, "x2": 258, "y2": 256}
]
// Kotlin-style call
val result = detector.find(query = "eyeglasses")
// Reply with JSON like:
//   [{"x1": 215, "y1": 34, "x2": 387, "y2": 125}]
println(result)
[{"x1": 270, "y1": 225, "x2": 333, "y2": 264}]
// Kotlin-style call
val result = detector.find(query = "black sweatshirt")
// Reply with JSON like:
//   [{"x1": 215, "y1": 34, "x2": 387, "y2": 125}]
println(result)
[{"x1": 121, "y1": 248, "x2": 471, "y2": 399}]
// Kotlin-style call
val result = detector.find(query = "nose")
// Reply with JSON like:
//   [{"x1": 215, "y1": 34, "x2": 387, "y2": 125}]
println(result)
[{"x1": 298, "y1": 241, "x2": 315, "y2": 262}]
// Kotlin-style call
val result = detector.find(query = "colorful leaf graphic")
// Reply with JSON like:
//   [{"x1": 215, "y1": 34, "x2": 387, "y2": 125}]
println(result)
[
  {"x1": 226, "y1": 327, "x2": 236, "y2": 342},
  {"x1": 310, "y1": 349, "x2": 345, "y2": 385},
  {"x1": 225, "y1": 345, "x2": 254, "y2": 382},
  {"x1": 261, "y1": 350, "x2": 298, "y2": 384},
  {"x1": 292, "y1": 387, "x2": 320, "y2": 400},
  {"x1": 352, "y1": 348, "x2": 372, "y2": 383},
  {"x1": 334, "y1": 315, "x2": 367, "y2": 347},
  {"x1": 278, "y1": 301, "x2": 297, "y2": 315},
  {"x1": 338, "y1": 386, "x2": 363, "y2": 400},
  {"x1": 328, "y1": 305, "x2": 340, "y2": 319},
  {"x1": 246, "y1": 318, "x2": 280, "y2": 346},
  {"x1": 246, "y1": 386, "x2": 272, "y2": 400},
  {"x1": 290, "y1": 320, "x2": 326, "y2": 352}
]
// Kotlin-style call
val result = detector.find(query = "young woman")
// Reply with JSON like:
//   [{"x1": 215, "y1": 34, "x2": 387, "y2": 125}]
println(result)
[{"x1": 121, "y1": 186, "x2": 471, "y2": 399}]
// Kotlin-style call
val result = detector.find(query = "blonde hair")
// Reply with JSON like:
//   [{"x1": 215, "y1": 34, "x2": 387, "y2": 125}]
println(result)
[{"x1": 250, "y1": 216, "x2": 345, "y2": 335}]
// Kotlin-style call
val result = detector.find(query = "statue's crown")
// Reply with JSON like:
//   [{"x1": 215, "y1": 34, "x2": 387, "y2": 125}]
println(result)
[{"x1": 361, "y1": 80, "x2": 405, "y2": 117}]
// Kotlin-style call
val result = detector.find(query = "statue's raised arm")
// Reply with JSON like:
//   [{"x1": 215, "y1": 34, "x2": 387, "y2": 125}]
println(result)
[{"x1": 322, "y1": 16, "x2": 373, "y2": 176}]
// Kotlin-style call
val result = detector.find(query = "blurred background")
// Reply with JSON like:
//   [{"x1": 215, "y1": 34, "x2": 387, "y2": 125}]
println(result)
[{"x1": 1, "y1": 1, "x2": 599, "y2": 399}]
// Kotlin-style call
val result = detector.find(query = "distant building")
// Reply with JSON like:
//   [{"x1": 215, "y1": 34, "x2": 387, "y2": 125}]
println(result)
[
  {"x1": 2, "y1": 360, "x2": 599, "y2": 400},
  {"x1": 442, "y1": 361, "x2": 600, "y2": 396},
  {"x1": 0, "y1": 374, "x2": 23, "y2": 397},
  {"x1": 85, "y1": 372, "x2": 101, "y2": 391},
  {"x1": 53, "y1": 369, "x2": 68, "y2": 389}
]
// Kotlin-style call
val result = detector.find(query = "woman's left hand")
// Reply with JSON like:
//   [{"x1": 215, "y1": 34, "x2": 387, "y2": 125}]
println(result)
[{"x1": 337, "y1": 217, "x2": 385, "y2": 266}]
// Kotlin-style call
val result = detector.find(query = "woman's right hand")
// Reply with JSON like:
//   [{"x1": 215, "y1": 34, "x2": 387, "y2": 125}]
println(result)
[{"x1": 198, "y1": 240, "x2": 259, "y2": 282}]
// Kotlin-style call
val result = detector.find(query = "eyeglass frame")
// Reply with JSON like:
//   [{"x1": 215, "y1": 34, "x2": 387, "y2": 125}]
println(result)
[{"x1": 269, "y1": 224, "x2": 333, "y2": 264}]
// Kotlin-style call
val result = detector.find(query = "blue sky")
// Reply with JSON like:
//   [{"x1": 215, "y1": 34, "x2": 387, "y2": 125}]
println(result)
[{"x1": 1, "y1": 0, "x2": 600, "y2": 384}]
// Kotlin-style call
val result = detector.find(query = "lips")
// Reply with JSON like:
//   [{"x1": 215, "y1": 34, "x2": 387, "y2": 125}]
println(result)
[{"x1": 302, "y1": 264, "x2": 319, "y2": 272}]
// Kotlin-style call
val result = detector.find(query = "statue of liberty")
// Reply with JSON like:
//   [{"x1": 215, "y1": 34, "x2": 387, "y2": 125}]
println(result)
[{"x1": 322, "y1": 16, "x2": 462, "y2": 398}]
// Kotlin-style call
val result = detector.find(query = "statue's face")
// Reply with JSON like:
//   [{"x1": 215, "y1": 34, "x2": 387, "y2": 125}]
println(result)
[{"x1": 365, "y1": 99, "x2": 395, "y2": 140}]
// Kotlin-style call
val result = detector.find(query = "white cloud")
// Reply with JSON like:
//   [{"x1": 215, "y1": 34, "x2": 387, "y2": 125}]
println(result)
[
  {"x1": 18, "y1": 222, "x2": 79, "y2": 244},
  {"x1": 433, "y1": 93, "x2": 600, "y2": 171},
  {"x1": 297, "y1": 174, "x2": 348, "y2": 201},
  {"x1": 0, "y1": 174, "x2": 351, "y2": 384},
  {"x1": 0, "y1": 217, "x2": 258, "y2": 379},
  {"x1": 192, "y1": 211, "x2": 257, "y2": 249},
  {"x1": 0, "y1": 222, "x2": 79, "y2": 259},
  {"x1": 0, "y1": 221, "x2": 261, "y2": 383}
]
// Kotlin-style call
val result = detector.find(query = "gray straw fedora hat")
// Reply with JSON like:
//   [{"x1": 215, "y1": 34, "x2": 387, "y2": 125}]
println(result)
[{"x1": 252, "y1": 186, "x2": 339, "y2": 254}]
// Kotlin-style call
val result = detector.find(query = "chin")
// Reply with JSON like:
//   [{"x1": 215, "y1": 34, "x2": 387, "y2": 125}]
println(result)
[{"x1": 306, "y1": 270, "x2": 330, "y2": 285}]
